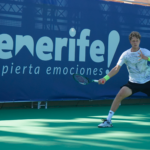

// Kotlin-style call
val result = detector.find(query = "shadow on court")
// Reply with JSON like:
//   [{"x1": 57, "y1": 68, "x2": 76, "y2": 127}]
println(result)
[{"x1": 0, "y1": 105, "x2": 150, "y2": 150}]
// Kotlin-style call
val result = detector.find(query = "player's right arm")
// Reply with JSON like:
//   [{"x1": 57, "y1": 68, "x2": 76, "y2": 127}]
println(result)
[
  {"x1": 99, "y1": 50, "x2": 126, "y2": 84},
  {"x1": 98, "y1": 65, "x2": 121, "y2": 84}
]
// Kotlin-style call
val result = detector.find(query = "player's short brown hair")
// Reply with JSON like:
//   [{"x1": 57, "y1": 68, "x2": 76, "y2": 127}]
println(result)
[{"x1": 129, "y1": 31, "x2": 141, "y2": 41}]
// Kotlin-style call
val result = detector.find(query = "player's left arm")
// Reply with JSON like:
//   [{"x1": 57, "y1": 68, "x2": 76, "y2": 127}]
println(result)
[{"x1": 138, "y1": 50, "x2": 149, "y2": 61}]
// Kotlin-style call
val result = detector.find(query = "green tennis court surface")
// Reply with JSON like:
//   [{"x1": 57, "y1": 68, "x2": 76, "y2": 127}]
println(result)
[{"x1": 0, "y1": 104, "x2": 150, "y2": 150}]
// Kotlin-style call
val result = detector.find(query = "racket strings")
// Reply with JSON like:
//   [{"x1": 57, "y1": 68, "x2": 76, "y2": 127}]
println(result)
[{"x1": 74, "y1": 75, "x2": 89, "y2": 85}]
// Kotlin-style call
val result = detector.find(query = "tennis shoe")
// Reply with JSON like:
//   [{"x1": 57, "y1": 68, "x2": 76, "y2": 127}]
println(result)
[{"x1": 98, "y1": 119, "x2": 113, "y2": 128}]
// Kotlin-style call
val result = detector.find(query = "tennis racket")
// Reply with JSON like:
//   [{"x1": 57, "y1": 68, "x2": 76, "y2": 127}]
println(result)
[{"x1": 73, "y1": 74, "x2": 100, "y2": 85}]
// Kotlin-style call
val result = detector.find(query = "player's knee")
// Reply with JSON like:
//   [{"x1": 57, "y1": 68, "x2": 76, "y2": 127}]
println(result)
[
  {"x1": 117, "y1": 87, "x2": 132, "y2": 99},
  {"x1": 117, "y1": 92, "x2": 125, "y2": 100}
]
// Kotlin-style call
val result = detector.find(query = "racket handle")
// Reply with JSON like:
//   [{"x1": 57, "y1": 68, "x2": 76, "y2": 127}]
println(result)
[{"x1": 93, "y1": 80, "x2": 99, "y2": 83}]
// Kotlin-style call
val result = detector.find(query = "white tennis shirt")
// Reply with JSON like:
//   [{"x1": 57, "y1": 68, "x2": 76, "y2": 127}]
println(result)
[{"x1": 117, "y1": 48, "x2": 150, "y2": 84}]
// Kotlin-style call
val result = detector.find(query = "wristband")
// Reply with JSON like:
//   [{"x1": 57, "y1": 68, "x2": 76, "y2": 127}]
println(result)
[
  {"x1": 103, "y1": 75, "x2": 110, "y2": 81},
  {"x1": 148, "y1": 57, "x2": 150, "y2": 61}
]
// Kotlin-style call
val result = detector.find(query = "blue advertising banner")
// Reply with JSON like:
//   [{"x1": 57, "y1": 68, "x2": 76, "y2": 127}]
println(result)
[{"x1": 0, "y1": 0, "x2": 150, "y2": 102}]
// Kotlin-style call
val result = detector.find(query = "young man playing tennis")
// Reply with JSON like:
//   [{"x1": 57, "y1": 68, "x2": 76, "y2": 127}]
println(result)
[{"x1": 98, "y1": 31, "x2": 150, "y2": 128}]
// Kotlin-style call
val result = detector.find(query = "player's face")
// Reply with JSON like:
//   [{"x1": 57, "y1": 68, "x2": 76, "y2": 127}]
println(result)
[{"x1": 130, "y1": 37, "x2": 140, "y2": 49}]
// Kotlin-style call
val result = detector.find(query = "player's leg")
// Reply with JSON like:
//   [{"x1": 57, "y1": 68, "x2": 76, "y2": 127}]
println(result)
[
  {"x1": 98, "y1": 86, "x2": 132, "y2": 128},
  {"x1": 110, "y1": 86, "x2": 132, "y2": 112}
]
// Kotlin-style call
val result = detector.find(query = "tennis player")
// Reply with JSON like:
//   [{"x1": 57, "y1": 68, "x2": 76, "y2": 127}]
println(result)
[{"x1": 98, "y1": 31, "x2": 150, "y2": 128}]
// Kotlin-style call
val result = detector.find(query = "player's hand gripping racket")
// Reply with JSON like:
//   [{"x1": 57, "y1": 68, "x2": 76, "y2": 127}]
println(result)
[{"x1": 73, "y1": 74, "x2": 103, "y2": 85}]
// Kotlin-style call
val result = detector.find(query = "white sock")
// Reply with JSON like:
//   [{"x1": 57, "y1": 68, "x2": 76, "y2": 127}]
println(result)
[{"x1": 107, "y1": 110, "x2": 114, "y2": 122}]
